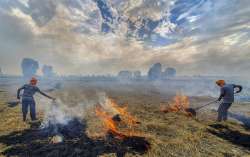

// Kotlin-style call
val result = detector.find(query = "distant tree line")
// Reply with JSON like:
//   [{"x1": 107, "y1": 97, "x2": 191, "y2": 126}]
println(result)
[
  {"x1": 20, "y1": 58, "x2": 175, "y2": 81},
  {"x1": 148, "y1": 63, "x2": 176, "y2": 81},
  {"x1": 21, "y1": 58, "x2": 56, "y2": 79},
  {"x1": 117, "y1": 63, "x2": 176, "y2": 81}
]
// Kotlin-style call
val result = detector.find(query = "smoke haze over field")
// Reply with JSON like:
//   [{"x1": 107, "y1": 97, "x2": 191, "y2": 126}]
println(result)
[{"x1": 0, "y1": 0, "x2": 249, "y2": 76}]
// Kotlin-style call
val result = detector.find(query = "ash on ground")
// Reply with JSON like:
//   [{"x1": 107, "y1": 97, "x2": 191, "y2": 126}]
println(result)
[
  {"x1": 0, "y1": 118, "x2": 150, "y2": 157},
  {"x1": 39, "y1": 118, "x2": 85, "y2": 139}
]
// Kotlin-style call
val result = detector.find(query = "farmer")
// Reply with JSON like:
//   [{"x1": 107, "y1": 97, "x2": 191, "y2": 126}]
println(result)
[
  {"x1": 17, "y1": 77, "x2": 55, "y2": 122},
  {"x1": 216, "y1": 80, "x2": 242, "y2": 122}
]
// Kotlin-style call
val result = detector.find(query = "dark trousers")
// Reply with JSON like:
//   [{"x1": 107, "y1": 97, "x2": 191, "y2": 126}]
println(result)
[
  {"x1": 21, "y1": 99, "x2": 36, "y2": 121},
  {"x1": 217, "y1": 103, "x2": 232, "y2": 121}
]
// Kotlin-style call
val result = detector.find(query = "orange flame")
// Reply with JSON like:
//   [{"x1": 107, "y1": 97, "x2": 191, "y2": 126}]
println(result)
[
  {"x1": 95, "y1": 104, "x2": 126, "y2": 139},
  {"x1": 109, "y1": 99, "x2": 139, "y2": 127},
  {"x1": 95, "y1": 98, "x2": 140, "y2": 139},
  {"x1": 161, "y1": 93, "x2": 191, "y2": 116}
]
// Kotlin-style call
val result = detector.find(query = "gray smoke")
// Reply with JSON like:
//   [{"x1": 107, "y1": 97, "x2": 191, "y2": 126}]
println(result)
[
  {"x1": 228, "y1": 112, "x2": 250, "y2": 127},
  {"x1": 38, "y1": 99, "x2": 87, "y2": 129}
]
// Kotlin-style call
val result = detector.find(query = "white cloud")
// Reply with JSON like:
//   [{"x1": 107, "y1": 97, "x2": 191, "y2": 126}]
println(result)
[
  {"x1": 0, "y1": 0, "x2": 249, "y2": 76},
  {"x1": 18, "y1": 0, "x2": 29, "y2": 7},
  {"x1": 10, "y1": 7, "x2": 40, "y2": 35}
]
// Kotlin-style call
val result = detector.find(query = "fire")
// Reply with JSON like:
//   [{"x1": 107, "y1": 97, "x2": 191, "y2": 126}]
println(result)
[
  {"x1": 95, "y1": 105, "x2": 117, "y2": 132},
  {"x1": 109, "y1": 99, "x2": 139, "y2": 127},
  {"x1": 95, "y1": 104, "x2": 125, "y2": 139},
  {"x1": 161, "y1": 93, "x2": 192, "y2": 116},
  {"x1": 95, "y1": 98, "x2": 140, "y2": 139}
]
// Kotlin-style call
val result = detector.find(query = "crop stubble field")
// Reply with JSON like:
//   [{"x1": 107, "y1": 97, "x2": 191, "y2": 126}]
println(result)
[{"x1": 0, "y1": 81, "x2": 250, "y2": 157}]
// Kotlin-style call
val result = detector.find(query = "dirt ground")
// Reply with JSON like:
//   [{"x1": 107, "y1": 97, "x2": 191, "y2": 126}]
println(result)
[{"x1": 0, "y1": 81, "x2": 250, "y2": 157}]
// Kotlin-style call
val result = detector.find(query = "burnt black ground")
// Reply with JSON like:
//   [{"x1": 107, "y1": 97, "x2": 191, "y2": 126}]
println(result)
[
  {"x1": 208, "y1": 123, "x2": 250, "y2": 150},
  {"x1": 0, "y1": 119, "x2": 150, "y2": 157}
]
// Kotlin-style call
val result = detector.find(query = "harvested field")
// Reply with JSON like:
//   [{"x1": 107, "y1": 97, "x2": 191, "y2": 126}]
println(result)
[{"x1": 0, "y1": 82, "x2": 250, "y2": 157}]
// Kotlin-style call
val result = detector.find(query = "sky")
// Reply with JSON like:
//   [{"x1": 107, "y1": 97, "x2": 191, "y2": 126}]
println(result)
[{"x1": 0, "y1": 0, "x2": 249, "y2": 76}]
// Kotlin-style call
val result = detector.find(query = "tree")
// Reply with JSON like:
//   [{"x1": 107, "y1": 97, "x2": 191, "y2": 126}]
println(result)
[
  {"x1": 148, "y1": 63, "x2": 162, "y2": 80},
  {"x1": 133, "y1": 71, "x2": 141, "y2": 79},
  {"x1": 21, "y1": 58, "x2": 39, "y2": 78},
  {"x1": 163, "y1": 67, "x2": 176, "y2": 77},
  {"x1": 42, "y1": 65, "x2": 55, "y2": 77},
  {"x1": 118, "y1": 71, "x2": 133, "y2": 80}
]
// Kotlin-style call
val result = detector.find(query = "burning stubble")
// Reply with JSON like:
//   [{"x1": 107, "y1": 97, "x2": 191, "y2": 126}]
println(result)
[
  {"x1": 95, "y1": 97, "x2": 141, "y2": 139},
  {"x1": 160, "y1": 93, "x2": 194, "y2": 117},
  {"x1": 35, "y1": 91, "x2": 145, "y2": 142}
]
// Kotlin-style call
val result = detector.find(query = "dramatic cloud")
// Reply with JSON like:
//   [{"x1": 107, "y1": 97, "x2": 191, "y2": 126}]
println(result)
[{"x1": 0, "y1": 0, "x2": 249, "y2": 76}]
